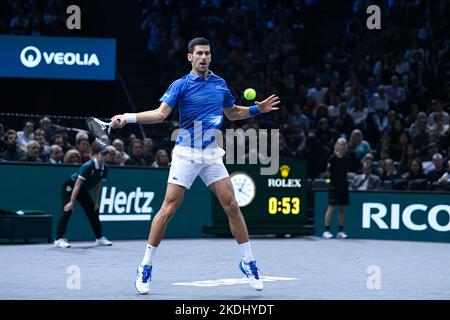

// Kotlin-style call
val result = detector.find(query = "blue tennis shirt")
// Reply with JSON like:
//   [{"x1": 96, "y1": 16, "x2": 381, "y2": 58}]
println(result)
[{"x1": 160, "y1": 70, "x2": 235, "y2": 149}]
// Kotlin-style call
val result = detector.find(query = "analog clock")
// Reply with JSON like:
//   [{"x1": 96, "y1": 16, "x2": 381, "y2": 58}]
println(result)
[{"x1": 230, "y1": 172, "x2": 256, "y2": 207}]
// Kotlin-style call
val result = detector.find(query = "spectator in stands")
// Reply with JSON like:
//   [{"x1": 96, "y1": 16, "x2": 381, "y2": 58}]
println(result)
[
  {"x1": 379, "y1": 158, "x2": 401, "y2": 181},
  {"x1": 20, "y1": 140, "x2": 42, "y2": 162},
  {"x1": 142, "y1": 138, "x2": 156, "y2": 165},
  {"x1": 409, "y1": 112, "x2": 430, "y2": 137},
  {"x1": 75, "y1": 132, "x2": 91, "y2": 163},
  {"x1": 429, "y1": 112, "x2": 449, "y2": 138},
  {"x1": 392, "y1": 131, "x2": 411, "y2": 161},
  {"x1": 34, "y1": 132, "x2": 50, "y2": 162},
  {"x1": 17, "y1": 121, "x2": 34, "y2": 149},
  {"x1": 112, "y1": 138, "x2": 129, "y2": 161},
  {"x1": 406, "y1": 158, "x2": 428, "y2": 190},
  {"x1": 152, "y1": 149, "x2": 170, "y2": 168},
  {"x1": 10, "y1": 8, "x2": 30, "y2": 35},
  {"x1": 356, "y1": 153, "x2": 378, "y2": 175},
  {"x1": 399, "y1": 144, "x2": 416, "y2": 174},
  {"x1": 428, "y1": 99, "x2": 449, "y2": 127},
  {"x1": 368, "y1": 85, "x2": 390, "y2": 113},
  {"x1": 114, "y1": 149, "x2": 125, "y2": 166},
  {"x1": 0, "y1": 130, "x2": 24, "y2": 161},
  {"x1": 349, "y1": 158, "x2": 382, "y2": 191},
  {"x1": 422, "y1": 143, "x2": 440, "y2": 172},
  {"x1": 64, "y1": 149, "x2": 82, "y2": 165},
  {"x1": 348, "y1": 129, "x2": 371, "y2": 160},
  {"x1": 292, "y1": 103, "x2": 310, "y2": 128},
  {"x1": 322, "y1": 138, "x2": 349, "y2": 240},
  {"x1": 316, "y1": 118, "x2": 334, "y2": 155},
  {"x1": 48, "y1": 145, "x2": 63, "y2": 164},
  {"x1": 334, "y1": 103, "x2": 355, "y2": 139},
  {"x1": 427, "y1": 153, "x2": 446, "y2": 184},
  {"x1": 39, "y1": 117, "x2": 55, "y2": 142},
  {"x1": 436, "y1": 161, "x2": 450, "y2": 188},
  {"x1": 105, "y1": 145, "x2": 117, "y2": 165},
  {"x1": 404, "y1": 103, "x2": 419, "y2": 129},
  {"x1": 125, "y1": 139, "x2": 147, "y2": 166},
  {"x1": 307, "y1": 77, "x2": 328, "y2": 104},
  {"x1": 51, "y1": 133, "x2": 68, "y2": 153},
  {"x1": 53, "y1": 128, "x2": 74, "y2": 152},
  {"x1": 412, "y1": 117, "x2": 430, "y2": 156},
  {"x1": 350, "y1": 96, "x2": 369, "y2": 131},
  {"x1": 385, "y1": 75, "x2": 407, "y2": 105}
]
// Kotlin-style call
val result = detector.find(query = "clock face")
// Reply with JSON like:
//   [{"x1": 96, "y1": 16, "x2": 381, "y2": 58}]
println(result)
[{"x1": 230, "y1": 172, "x2": 256, "y2": 207}]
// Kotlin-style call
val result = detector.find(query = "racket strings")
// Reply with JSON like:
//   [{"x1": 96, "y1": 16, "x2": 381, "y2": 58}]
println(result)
[{"x1": 87, "y1": 119, "x2": 109, "y2": 145}]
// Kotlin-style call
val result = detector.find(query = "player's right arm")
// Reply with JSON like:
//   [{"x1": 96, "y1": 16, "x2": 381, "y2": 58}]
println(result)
[
  {"x1": 111, "y1": 102, "x2": 173, "y2": 129},
  {"x1": 64, "y1": 176, "x2": 84, "y2": 212}
]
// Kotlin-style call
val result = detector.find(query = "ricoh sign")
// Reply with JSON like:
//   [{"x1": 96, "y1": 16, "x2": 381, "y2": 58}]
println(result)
[
  {"x1": 0, "y1": 35, "x2": 116, "y2": 80},
  {"x1": 363, "y1": 203, "x2": 450, "y2": 232},
  {"x1": 315, "y1": 191, "x2": 450, "y2": 242}
]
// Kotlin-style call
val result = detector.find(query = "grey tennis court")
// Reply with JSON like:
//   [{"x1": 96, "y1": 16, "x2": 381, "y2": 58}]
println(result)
[{"x1": 1, "y1": 237, "x2": 449, "y2": 300}]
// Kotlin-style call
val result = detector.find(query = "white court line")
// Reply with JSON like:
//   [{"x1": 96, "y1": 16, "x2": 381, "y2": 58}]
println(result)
[
  {"x1": 99, "y1": 214, "x2": 151, "y2": 221},
  {"x1": 173, "y1": 276, "x2": 298, "y2": 287}
]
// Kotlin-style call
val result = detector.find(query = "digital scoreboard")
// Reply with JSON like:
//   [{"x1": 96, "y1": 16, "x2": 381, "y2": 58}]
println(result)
[{"x1": 204, "y1": 160, "x2": 308, "y2": 236}]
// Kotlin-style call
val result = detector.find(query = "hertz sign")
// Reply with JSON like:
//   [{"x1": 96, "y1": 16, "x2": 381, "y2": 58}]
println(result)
[{"x1": 0, "y1": 35, "x2": 116, "y2": 80}]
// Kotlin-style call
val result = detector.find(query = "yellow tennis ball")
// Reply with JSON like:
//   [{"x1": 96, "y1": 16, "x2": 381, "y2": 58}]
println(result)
[
  {"x1": 244, "y1": 88, "x2": 256, "y2": 100},
  {"x1": 325, "y1": 179, "x2": 331, "y2": 184}
]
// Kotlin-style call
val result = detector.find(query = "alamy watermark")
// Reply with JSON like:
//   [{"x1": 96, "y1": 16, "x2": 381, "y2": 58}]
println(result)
[
  {"x1": 366, "y1": 265, "x2": 381, "y2": 290},
  {"x1": 66, "y1": 5, "x2": 81, "y2": 30},
  {"x1": 66, "y1": 265, "x2": 81, "y2": 290}
]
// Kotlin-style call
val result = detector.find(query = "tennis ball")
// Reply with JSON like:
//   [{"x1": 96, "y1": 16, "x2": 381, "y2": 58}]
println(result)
[{"x1": 244, "y1": 88, "x2": 256, "y2": 100}]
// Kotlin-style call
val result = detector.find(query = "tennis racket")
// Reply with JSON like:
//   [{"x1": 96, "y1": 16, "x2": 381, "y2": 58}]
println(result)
[{"x1": 86, "y1": 117, "x2": 121, "y2": 146}]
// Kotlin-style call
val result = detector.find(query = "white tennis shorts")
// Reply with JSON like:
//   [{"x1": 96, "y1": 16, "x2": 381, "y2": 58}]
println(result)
[{"x1": 167, "y1": 145, "x2": 229, "y2": 189}]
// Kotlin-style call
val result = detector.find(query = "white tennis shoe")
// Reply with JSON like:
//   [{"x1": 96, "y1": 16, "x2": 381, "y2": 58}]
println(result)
[
  {"x1": 239, "y1": 260, "x2": 263, "y2": 291},
  {"x1": 337, "y1": 231, "x2": 348, "y2": 239},
  {"x1": 322, "y1": 231, "x2": 333, "y2": 239},
  {"x1": 135, "y1": 264, "x2": 152, "y2": 295},
  {"x1": 54, "y1": 238, "x2": 71, "y2": 248},
  {"x1": 95, "y1": 236, "x2": 113, "y2": 246}
]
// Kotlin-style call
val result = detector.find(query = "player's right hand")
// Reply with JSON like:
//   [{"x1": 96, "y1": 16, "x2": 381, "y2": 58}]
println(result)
[{"x1": 111, "y1": 114, "x2": 127, "y2": 129}]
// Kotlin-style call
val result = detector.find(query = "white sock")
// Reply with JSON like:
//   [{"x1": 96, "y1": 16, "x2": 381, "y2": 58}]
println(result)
[
  {"x1": 141, "y1": 244, "x2": 157, "y2": 266},
  {"x1": 239, "y1": 241, "x2": 255, "y2": 263}
]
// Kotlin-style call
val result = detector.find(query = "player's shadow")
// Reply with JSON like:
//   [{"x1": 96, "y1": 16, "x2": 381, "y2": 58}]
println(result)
[{"x1": 68, "y1": 245, "x2": 99, "y2": 249}]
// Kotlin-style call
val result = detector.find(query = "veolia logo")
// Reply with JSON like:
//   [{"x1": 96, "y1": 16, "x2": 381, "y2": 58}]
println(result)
[
  {"x1": 20, "y1": 46, "x2": 41, "y2": 68},
  {"x1": 20, "y1": 45, "x2": 100, "y2": 68}
]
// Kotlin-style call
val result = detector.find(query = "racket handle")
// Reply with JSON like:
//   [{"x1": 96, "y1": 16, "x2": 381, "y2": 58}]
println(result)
[{"x1": 115, "y1": 118, "x2": 121, "y2": 124}]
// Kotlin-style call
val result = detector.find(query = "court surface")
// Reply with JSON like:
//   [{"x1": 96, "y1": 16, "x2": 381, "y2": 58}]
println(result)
[{"x1": 1, "y1": 237, "x2": 449, "y2": 300}]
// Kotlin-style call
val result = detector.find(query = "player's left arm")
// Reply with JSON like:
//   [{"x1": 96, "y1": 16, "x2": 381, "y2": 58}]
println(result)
[{"x1": 224, "y1": 94, "x2": 280, "y2": 121}]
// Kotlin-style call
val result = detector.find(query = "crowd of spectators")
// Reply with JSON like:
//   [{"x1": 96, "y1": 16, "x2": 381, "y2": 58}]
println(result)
[
  {"x1": 1, "y1": 0, "x2": 450, "y2": 191},
  {"x1": 0, "y1": 0, "x2": 67, "y2": 35},
  {"x1": 0, "y1": 117, "x2": 172, "y2": 168}
]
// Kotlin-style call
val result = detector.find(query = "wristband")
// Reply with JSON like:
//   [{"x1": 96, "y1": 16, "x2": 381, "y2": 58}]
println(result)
[
  {"x1": 124, "y1": 113, "x2": 137, "y2": 124},
  {"x1": 249, "y1": 105, "x2": 261, "y2": 116}
]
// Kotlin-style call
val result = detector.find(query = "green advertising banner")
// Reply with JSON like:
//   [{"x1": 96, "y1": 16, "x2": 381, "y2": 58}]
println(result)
[
  {"x1": 205, "y1": 160, "x2": 308, "y2": 235},
  {"x1": 0, "y1": 163, "x2": 212, "y2": 241},
  {"x1": 315, "y1": 191, "x2": 450, "y2": 242}
]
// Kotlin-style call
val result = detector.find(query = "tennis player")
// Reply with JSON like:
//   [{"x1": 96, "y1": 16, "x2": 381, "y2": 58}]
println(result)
[
  {"x1": 111, "y1": 37, "x2": 280, "y2": 294},
  {"x1": 53, "y1": 144, "x2": 113, "y2": 248}
]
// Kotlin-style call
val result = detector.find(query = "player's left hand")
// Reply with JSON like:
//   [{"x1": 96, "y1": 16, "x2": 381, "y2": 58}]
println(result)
[{"x1": 255, "y1": 94, "x2": 281, "y2": 113}]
